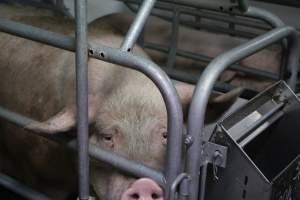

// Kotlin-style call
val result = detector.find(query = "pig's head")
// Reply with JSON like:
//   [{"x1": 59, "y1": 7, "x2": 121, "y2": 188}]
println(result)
[{"x1": 25, "y1": 81, "x2": 242, "y2": 200}]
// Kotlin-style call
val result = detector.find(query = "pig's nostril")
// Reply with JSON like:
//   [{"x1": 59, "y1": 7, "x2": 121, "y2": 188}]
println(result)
[
  {"x1": 152, "y1": 193, "x2": 160, "y2": 199},
  {"x1": 131, "y1": 193, "x2": 139, "y2": 199}
]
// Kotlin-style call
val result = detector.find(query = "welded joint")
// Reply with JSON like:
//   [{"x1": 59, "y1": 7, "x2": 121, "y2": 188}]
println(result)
[{"x1": 200, "y1": 141, "x2": 227, "y2": 168}]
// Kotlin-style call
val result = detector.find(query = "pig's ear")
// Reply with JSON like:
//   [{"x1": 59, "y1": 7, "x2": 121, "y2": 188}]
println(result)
[
  {"x1": 25, "y1": 95, "x2": 100, "y2": 134},
  {"x1": 175, "y1": 82, "x2": 195, "y2": 120},
  {"x1": 206, "y1": 87, "x2": 244, "y2": 123}
]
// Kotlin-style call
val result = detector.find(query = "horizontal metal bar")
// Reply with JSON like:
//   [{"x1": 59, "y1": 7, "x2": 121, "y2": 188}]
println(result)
[
  {"x1": 253, "y1": 0, "x2": 300, "y2": 8},
  {"x1": 0, "y1": 18, "x2": 75, "y2": 51},
  {"x1": 143, "y1": 42, "x2": 279, "y2": 80},
  {"x1": 123, "y1": 0, "x2": 270, "y2": 38},
  {"x1": 0, "y1": 106, "x2": 35, "y2": 127},
  {"x1": 68, "y1": 141, "x2": 166, "y2": 186},
  {"x1": 124, "y1": 0, "x2": 269, "y2": 30},
  {"x1": 0, "y1": 18, "x2": 184, "y2": 197},
  {"x1": 0, "y1": 106, "x2": 165, "y2": 186},
  {"x1": 0, "y1": 173, "x2": 51, "y2": 200}
]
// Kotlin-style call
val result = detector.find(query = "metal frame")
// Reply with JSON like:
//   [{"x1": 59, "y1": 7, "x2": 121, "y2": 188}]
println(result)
[
  {"x1": 187, "y1": 26, "x2": 299, "y2": 200},
  {"x1": 0, "y1": 1, "x2": 299, "y2": 200},
  {"x1": 0, "y1": 2, "x2": 184, "y2": 198},
  {"x1": 123, "y1": 0, "x2": 296, "y2": 92}
]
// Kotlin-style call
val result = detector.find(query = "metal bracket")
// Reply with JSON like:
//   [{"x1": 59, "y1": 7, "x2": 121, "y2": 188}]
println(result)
[{"x1": 200, "y1": 141, "x2": 227, "y2": 168}]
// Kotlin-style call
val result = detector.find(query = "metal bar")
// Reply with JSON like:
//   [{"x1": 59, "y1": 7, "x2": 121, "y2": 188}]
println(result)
[
  {"x1": 0, "y1": 106, "x2": 35, "y2": 127},
  {"x1": 244, "y1": 6, "x2": 289, "y2": 83},
  {"x1": 0, "y1": 18, "x2": 184, "y2": 199},
  {"x1": 88, "y1": 44, "x2": 184, "y2": 199},
  {"x1": 143, "y1": 42, "x2": 279, "y2": 80},
  {"x1": 199, "y1": 163, "x2": 208, "y2": 200},
  {"x1": 75, "y1": 0, "x2": 89, "y2": 199},
  {"x1": 252, "y1": 0, "x2": 300, "y2": 8},
  {"x1": 121, "y1": 0, "x2": 157, "y2": 52},
  {"x1": 0, "y1": 18, "x2": 75, "y2": 51},
  {"x1": 0, "y1": 106, "x2": 165, "y2": 187},
  {"x1": 123, "y1": 0, "x2": 270, "y2": 33},
  {"x1": 186, "y1": 26, "x2": 299, "y2": 200},
  {"x1": 69, "y1": 141, "x2": 166, "y2": 186},
  {"x1": 244, "y1": 6, "x2": 284, "y2": 27},
  {"x1": 169, "y1": 173, "x2": 189, "y2": 200},
  {"x1": 166, "y1": 10, "x2": 179, "y2": 69},
  {"x1": 0, "y1": 173, "x2": 51, "y2": 200}
]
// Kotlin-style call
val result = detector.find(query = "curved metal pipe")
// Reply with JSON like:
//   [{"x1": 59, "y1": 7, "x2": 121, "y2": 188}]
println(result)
[
  {"x1": 244, "y1": 6, "x2": 290, "y2": 85},
  {"x1": 186, "y1": 26, "x2": 299, "y2": 200},
  {"x1": 89, "y1": 44, "x2": 184, "y2": 199},
  {"x1": 0, "y1": 18, "x2": 184, "y2": 199}
]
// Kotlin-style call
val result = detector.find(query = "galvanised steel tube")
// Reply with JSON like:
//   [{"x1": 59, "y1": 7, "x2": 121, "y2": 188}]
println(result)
[
  {"x1": 0, "y1": 173, "x2": 51, "y2": 200},
  {"x1": 166, "y1": 10, "x2": 179, "y2": 69},
  {"x1": 186, "y1": 26, "x2": 299, "y2": 200},
  {"x1": 0, "y1": 18, "x2": 75, "y2": 51},
  {"x1": 143, "y1": 42, "x2": 279, "y2": 80},
  {"x1": 68, "y1": 141, "x2": 166, "y2": 186},
  {"x1": 75, "y1": 0, "x2": 90, "y2": 199},
  {"x1": 244, "y1": 6, "x2": 284, "y2": 27},
  {"x1": 244, "y1": 6, "x2": 289, "y2": 84},
  {"x1": 88, "y1": 44, "x2": 184, "y2": 199},
  {"x1": 245, "y1": 7, "x2": 299, "y2": 90},
  {"x1": 123, "y1": 0, "x2": 270, "y2": 31},
  {"x1": 0, "y1": 106, "x2": 35, "y2": 127},
  {"x1": 0, "y1": 17, "x2": 184, "y2": 199},
  {"x1": 0, "y1": 106, "x2": 165, "y2": 187},
  {"x1": 121, "y1": 0, "x2": 157, "y2": 52}
]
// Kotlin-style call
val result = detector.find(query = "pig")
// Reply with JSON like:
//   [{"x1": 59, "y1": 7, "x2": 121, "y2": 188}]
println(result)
[
  {"x1": 0, "y1": 9, "x2": 243, "y2": 200},
  {"x1": 102, "y1": 12, "x2": 283, "y2": 92}
]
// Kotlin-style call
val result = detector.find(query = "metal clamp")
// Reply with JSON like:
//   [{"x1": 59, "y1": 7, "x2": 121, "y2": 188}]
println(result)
[{"x1": 200, "y1": 141, "x2": 227, "y2": 168}]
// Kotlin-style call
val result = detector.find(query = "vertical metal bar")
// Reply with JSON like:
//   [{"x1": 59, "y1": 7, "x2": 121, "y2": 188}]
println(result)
[
  {"x1": 75, "y1": 0, "x2": 90, "y2": 199},
  {"x1": 166, "y1": 10, "x2": 179, "y2": 69},
  {"x1": 121, "y1": 0, "x2": 157, "y2": 52},
  {"x1": 88, "y1": 44, "x2": 184, "y2": 199},
  {"x1": 244, "y1": 6, "x2": 290, "y2": 87},
  {"x1": 186, "y1": 26, "x2": 299, "y2": 200},
  {"x1": 0, "y1": 173, "x2": 51, "y2": 200}
]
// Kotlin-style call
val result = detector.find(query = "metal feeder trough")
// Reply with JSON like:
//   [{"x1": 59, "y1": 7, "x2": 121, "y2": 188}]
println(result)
[{"x1": 206, "y1": 81, "x2": 300, "y2": 200}]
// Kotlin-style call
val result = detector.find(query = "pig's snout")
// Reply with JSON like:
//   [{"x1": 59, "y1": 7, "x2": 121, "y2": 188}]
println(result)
[{"x1": 121, "y1": 178, "x2": 164, "y2": 200}]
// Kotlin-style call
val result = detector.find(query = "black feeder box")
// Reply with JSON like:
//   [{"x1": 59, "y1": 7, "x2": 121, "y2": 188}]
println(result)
[{"x1": 206, "y1": 81, "x2": 300, "y2": 200}]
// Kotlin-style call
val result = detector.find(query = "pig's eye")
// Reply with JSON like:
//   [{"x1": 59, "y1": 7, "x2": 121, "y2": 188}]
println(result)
[
  {"x1": 162, "y1": 131, "x2": 168, "y2": 139},
  {"x1": 102, "y1": 134, "x2": 113, "y2": 141},
  {"x1": 162, "y1": 131, "x2": 167, "y2": 145}
]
